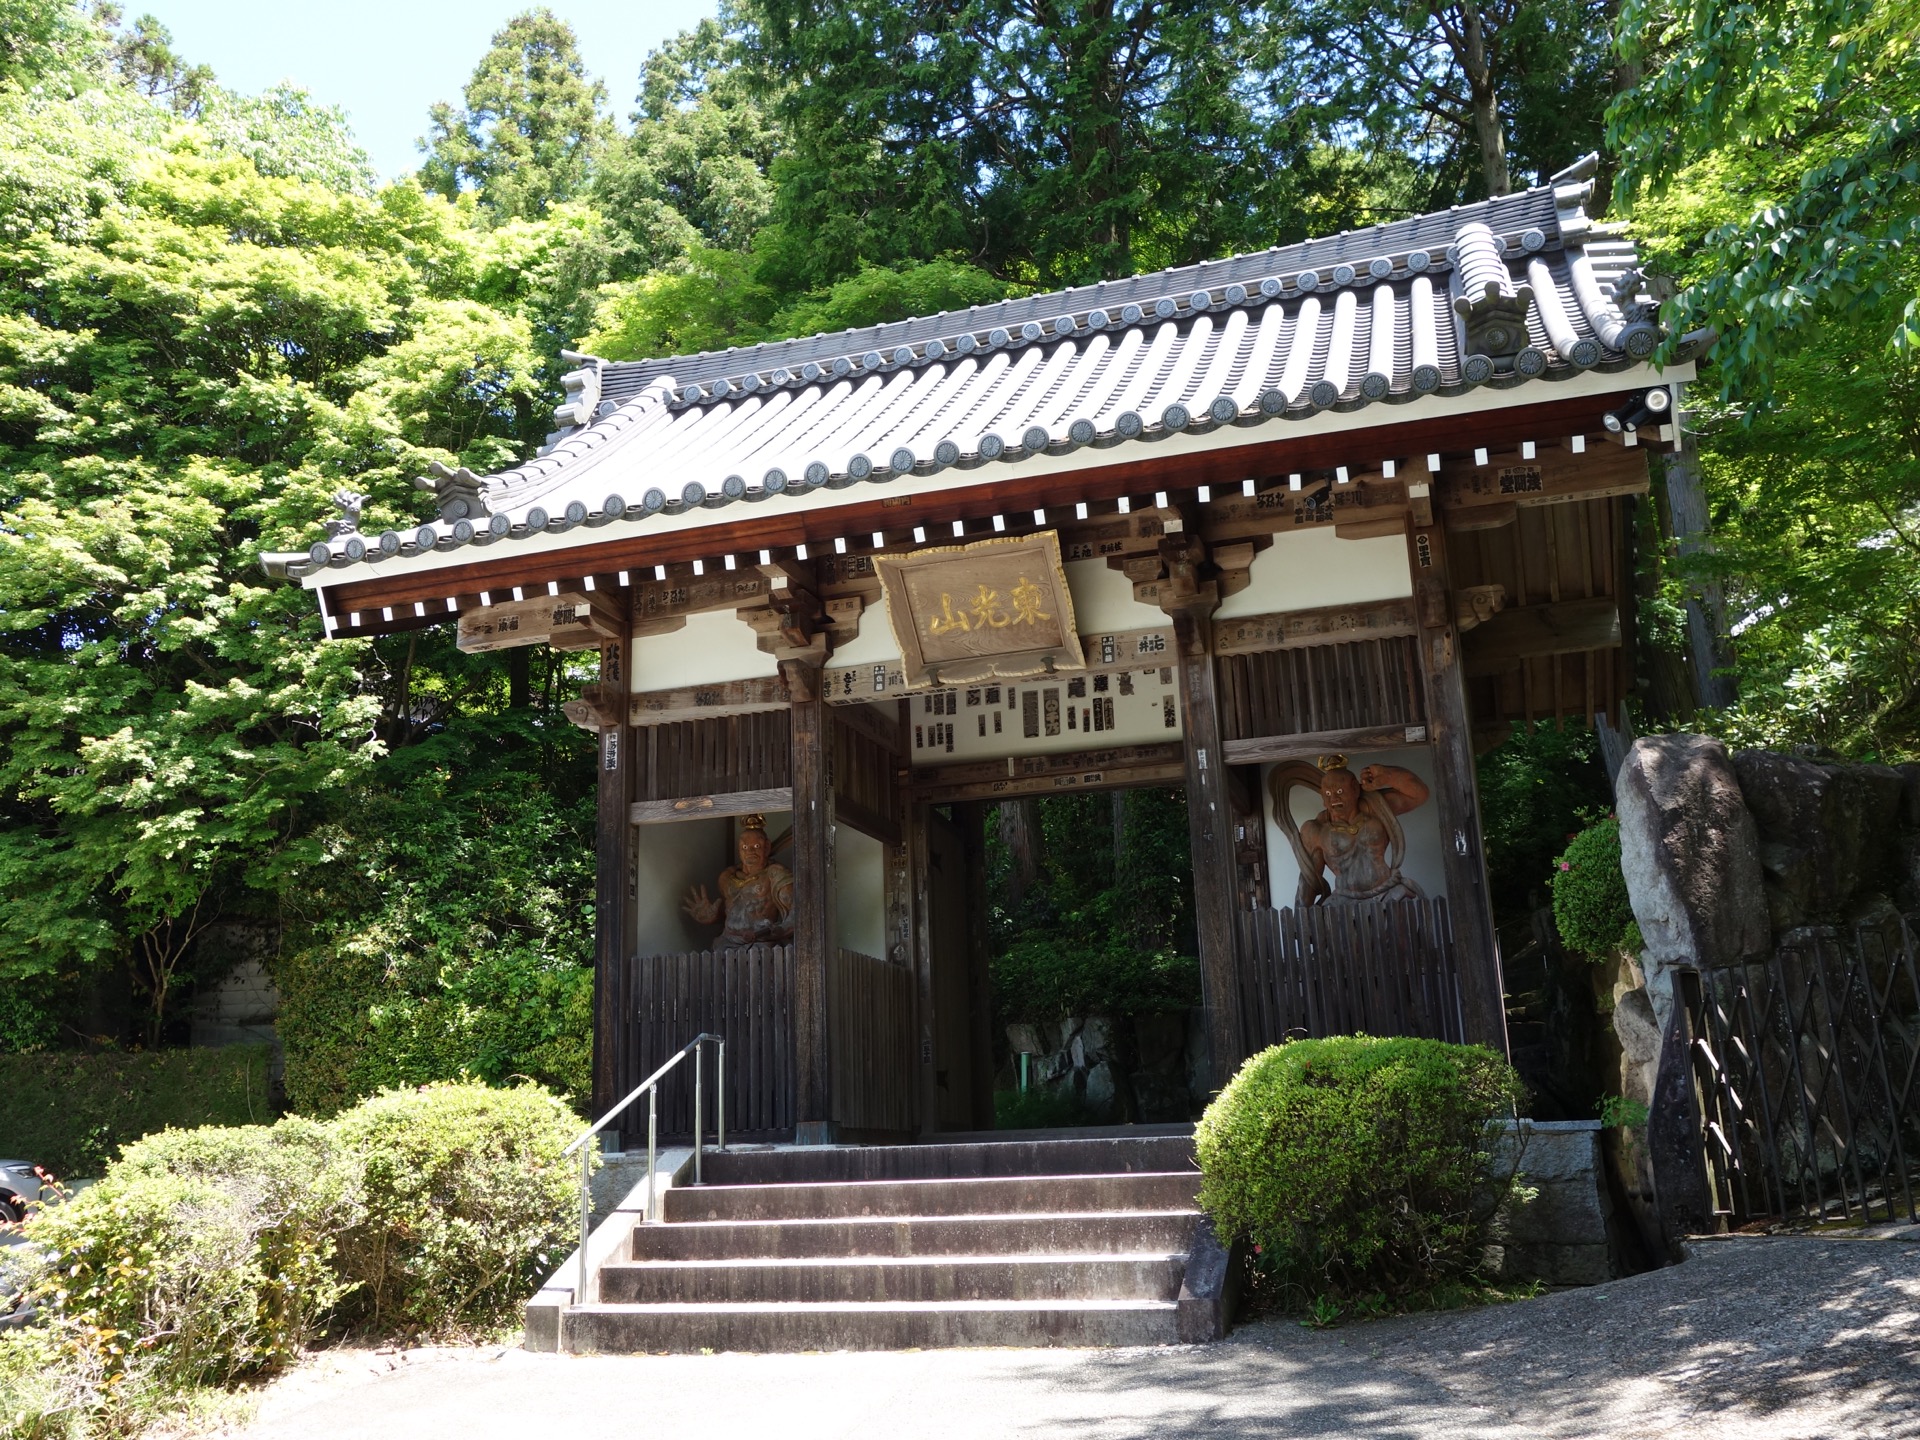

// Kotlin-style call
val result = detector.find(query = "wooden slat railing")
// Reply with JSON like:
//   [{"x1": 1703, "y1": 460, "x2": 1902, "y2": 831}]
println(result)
[
  {"x1": 627, "y1": 944, "x2": 795, "y2": 1140},
  {"x1": 1234, "y1": 898, "x2": 1465, "y2": 1050},
  {"x1": 829, "y1": 947, "x2": 917, "y2": 1134}
]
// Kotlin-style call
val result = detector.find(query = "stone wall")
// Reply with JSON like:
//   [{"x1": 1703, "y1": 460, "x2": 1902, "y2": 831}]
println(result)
[{"x1": 1485, "y1": 1120, "x2": 1620, "y2": 1286}]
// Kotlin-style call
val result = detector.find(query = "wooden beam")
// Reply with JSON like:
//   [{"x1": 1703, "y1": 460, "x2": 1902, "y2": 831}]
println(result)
[
  {"x1": 630, "y1": 787, "x2": 794, "y2": 825},
  {"x1": 1213, "y1": 598, "x2": 1417, "y2": 657},
  {"x1": 1222, "y1": 722, "x2": 1431, "y2": 768},
  {"x1": 1464, "y1": 598, "x2": 1622, "y2": 676},
  {"x1": 914, "y1": 760, "x2": 1187, "y2": 805},
  {"x1": 1437, "y1": 444, "x2": 1649, "y2": 516},
  {"x1": 784, "y1": 657, "x2": 835, "y2": 1143},
  {"x1": 1405, "y1": 484, "x2": 1509, "y2": 1054},
  {"x1": 834, "y1": 794, "x2": 902, "y2": 846},
  {"x1": 629, "y1": 676, "x2": 790, "y2": 725},
  {"x1": 909, "y1": 741, "x2": 1183, "y2": 792},
  {"x1": 591, "y1": 617, "x2": 636, "y2": 1141},
  {"x1": 1158, "y1": 531, "x2": 1245, "y2": 1092}
]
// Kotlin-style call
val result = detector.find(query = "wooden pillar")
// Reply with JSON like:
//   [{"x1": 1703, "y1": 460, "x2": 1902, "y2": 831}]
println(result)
[
  {"x1": 591, "y1": 614, "x2": 635, "y2": 1140},
  {"x1": 1158, "y1": 530, "x2": 1245, "y2": 1094},
  {"x1": 783, "y1": 657, "x2": 837, "y2": 1142},
  {"x1": 1406, "y1": 481, "x2": 1509, "y2": 1053}
]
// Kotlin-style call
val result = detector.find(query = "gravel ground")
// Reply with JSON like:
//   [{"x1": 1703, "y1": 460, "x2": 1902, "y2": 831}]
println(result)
[{"x1": 211, "y1": 1236, "x2": 1920, "y2": 1440}]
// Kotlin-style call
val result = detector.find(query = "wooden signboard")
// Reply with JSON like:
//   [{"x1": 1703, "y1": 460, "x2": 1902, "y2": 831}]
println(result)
[
  {"x1": 874, "y1": 531, "x2": 1085, "y2": 687},
  {"x1": 456, "y1": 591, "x2": 620, "y2": 653}
]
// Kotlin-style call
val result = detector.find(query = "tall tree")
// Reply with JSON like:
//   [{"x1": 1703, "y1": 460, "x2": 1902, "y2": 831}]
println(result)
[
  {"x1": 419, "y1": 8, "x2": 611, "y2": 223},
  {"x1": 737, "y1": 0, "x2": 1340, "y2": 290},
  {"x1": 1268, "y1": 0, "x2": 1618, "y2": 202}
]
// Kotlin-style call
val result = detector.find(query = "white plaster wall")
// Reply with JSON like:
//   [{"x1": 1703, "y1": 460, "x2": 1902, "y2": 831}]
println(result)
[
  {"x1": 633, "y1": 816, "x2": 732, "y2": 954},
  {"x1": 1064, "y1": 557, "x2": 1164, "y2": 633},
  {"x1": 1261, "y1": 746, "x2": 1447, "y2": 909},
  {"x1": 1214, "y1": 529, "x2": 1412, "y2": 620},
  {"x1": 630, "y1": 607, "x2": 779, "y2": 691},
  {"x1": 835, "y1": 824, "x2": 886, "y2": 961},
  {"x1": 830, "y1": 606, "x2": 902, "y2": 669}
]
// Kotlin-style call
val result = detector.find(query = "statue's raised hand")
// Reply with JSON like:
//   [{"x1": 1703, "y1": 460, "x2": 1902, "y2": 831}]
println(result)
[{"x1": 681, "y1": 883, "x2": 722, "y2": 925}]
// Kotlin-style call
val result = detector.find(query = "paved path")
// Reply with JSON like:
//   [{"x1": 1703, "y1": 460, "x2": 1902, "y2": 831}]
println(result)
[{"x1": 224, "y1": 1237, "x2": 1920, "y2": 1440}]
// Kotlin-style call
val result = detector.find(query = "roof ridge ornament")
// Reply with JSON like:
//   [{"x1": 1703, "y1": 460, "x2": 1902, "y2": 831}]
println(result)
[
  {"x1": 324, "y1": 489, "x2": 367, "y2": 538},
  {"x1": 1451, "y1": 220, "x2": 1537, "y2": 366}
]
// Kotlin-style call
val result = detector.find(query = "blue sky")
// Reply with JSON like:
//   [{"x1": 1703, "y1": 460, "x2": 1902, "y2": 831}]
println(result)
[{"x1": 145, "y1": 0, "x2": 721, "y2": 180}]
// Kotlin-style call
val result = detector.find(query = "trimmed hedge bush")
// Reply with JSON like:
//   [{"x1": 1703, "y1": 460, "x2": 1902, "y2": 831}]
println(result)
[
  {"x1": 329, "y1": 1084, "x2": 578, "y2": 1331},
  {"x1": 1196, "y1": 1035, "x2": 1525, "y2": 1304},
  {"x1": 1551, "y1": 816, "x2": 1640, "y2": 958},
  {"x1": 0, "y1": 1046, "x2": 274, "y2": 1179},
  {"x1": 0, "y1": 1080, "x2": 583, "y2": 1438}
]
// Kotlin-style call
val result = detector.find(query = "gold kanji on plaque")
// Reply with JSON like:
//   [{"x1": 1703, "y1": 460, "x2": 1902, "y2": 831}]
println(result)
[{"x1": 876, "y1": 531, "x2": 1084, "y2": 687}]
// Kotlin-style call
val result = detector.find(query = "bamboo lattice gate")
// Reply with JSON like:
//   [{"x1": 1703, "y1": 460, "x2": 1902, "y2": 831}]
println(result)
[{"x1": 1680, "y1": 914, "x2": 1920, "y2": 1228}]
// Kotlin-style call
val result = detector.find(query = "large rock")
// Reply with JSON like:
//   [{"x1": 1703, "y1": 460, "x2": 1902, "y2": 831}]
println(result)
[
  {"x1": 1731, "y1": 751, "x2": 1907, "y2": 920},
  {"x1": 1616, "y1": 734, "x2": 1769, "y2": 1026}
]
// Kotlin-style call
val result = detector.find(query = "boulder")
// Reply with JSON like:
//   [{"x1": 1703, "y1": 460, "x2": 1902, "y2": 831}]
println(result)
[
  {"x1": 1731, "y1": 752, "x2": 1906, "y2": 917},
  {"x1": 1612, "y1": 987, "x2": 1660, "y2": 1107},
  {"x1": 1616, "y1": 734, "x2": 1769, "y2": 1026}
]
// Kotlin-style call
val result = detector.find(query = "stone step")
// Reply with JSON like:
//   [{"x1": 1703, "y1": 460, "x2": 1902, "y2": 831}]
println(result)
[
  {"x1": 597, "y1": 1251, "x2": 1186, "y2": 1304},
  {"x1": 630, "y1": 1208, "x2": 1202, "y2": 1261},
  {"x1": 561, "y1": 1297, "x2": 1181, "y2": 1353},
  {"x1": 662, "y1": 1171, "x2": 1200, "y2": 1223},
  {"x1": 697, "y1": 1132, "x2": 1194, "y2": 1186}
]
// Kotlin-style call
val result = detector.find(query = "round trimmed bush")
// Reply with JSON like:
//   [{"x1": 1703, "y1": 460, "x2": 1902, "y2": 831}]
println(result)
[
  {"x1": 1551, "y1": 816, "x2": 1638, "y2": 958},
  {"x1": 1196, "y1": 1035, "x2": 1525, "y2": 1303},
  {"x1": 327, "y1": 1081, "x2": 578, "y2": 1332}
]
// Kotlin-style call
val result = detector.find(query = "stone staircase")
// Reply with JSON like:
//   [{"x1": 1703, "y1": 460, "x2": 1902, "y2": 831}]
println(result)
[{"x1": 547, "y1": 1130, "x2": 1223, "y2": 1353}]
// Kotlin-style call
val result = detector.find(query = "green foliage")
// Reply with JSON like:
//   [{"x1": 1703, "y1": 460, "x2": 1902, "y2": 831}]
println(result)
[
  {"x1": 419, "y1": 8, "x2": 612, "y2": 222},
  {"x1": 986, "y1": 789, "x2": 1201, "y2": 1022},
  {"x1": 1269, "y1": 0, "x2": 1617, "y2": 200},
  {"x1": 1475, "y1": 724, "x2": 1615, "y2": 918},
  {"x1": 1196, "y1": 1036, "x2": 1525, "y2": 1304},
  {"x1": 0, "y1": 1046, "x2": 273, "y2": 1179},
  {"x1": 1551, "y1": 817, "x2": 1639, "y2": 959},
  {"x1": 327, "y1": 1083, "x2": 578, "y2": 1332},
  {"x1": 272, "y1": 714, "x2": 594, "y2": 1116},
  {"x1": 0, "y1": 1082, "x2": 579, "y2": 1435},
  {"x1": 1599, "y1": 1093, "x2": 1650, "y2": 1129},
  {"x1": 1610, "y1": 0, "x2": 1920, "y2": 402},
  {"x1": 993, "y1": 1086, "x2": 1100, "y2": 1131}
]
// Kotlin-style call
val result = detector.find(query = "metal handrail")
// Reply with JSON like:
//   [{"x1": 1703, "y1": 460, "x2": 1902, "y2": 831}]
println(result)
[{"x1": 561, "y1": 1032, "x2": 724, "y2": 1309}]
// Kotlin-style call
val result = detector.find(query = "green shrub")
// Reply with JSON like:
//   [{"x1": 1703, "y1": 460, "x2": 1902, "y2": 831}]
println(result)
[
  {"x1": 1195, "y1": 1035, "x2": 1525, "y2": 1305},
  {"x1": 993, "y1": 1086, "x2": 1100, "y2": 1130},
  {"x1": 0, "y1": 1325, "x2": 99, "y2": 1440},
  {"x1": 327, "y1": 1082, "x2": 578, "y2": 1332},
  {"x1": 1551, "y1": 817, "x2": 1640, "y2": 958},
  {"x1": 991, "y1": 938, "x2": 1200, "y2": 1022},
  {"x1": 0, "y1": 1046, "x2": 274, "y2": 1180}
]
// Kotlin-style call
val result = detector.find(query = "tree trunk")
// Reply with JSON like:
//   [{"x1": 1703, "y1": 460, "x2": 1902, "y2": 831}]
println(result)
[
  {"x1": 1459, "y1": 1, "x2": 1512, "y2": 196},
  {"x1": 1664, "y1": 446, "x2": 1739, "y2": 710},
  {"x1": 508, "y1": 648, "x2": 531, "y2": 708},
  {"x1": 997, "y1": 798, "x2": 1042, "y2": 907}
]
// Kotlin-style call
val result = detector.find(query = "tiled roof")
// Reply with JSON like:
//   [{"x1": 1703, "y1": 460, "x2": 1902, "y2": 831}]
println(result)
[{"x1": 272, "y1": 157, "x2": 1693, "y2": 580}]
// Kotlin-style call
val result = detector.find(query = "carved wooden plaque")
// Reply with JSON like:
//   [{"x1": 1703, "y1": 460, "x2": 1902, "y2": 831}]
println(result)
[{"x1": 875, "y1": 531, "x2": 1085, "y2": 687}]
